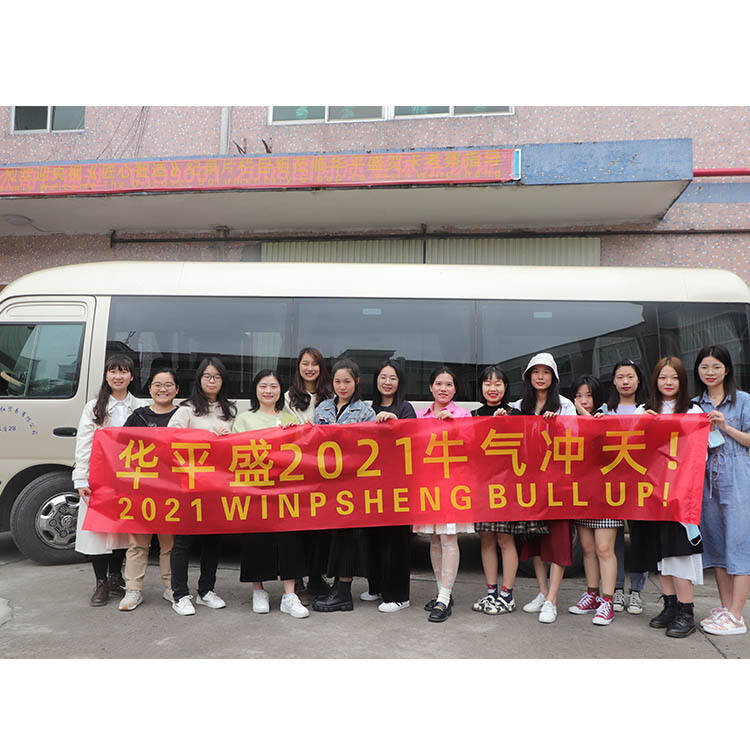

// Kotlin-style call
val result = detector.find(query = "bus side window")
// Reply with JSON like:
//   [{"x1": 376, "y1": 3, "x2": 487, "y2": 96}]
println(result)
[{"x1": 0, "y1": 323, "x2": 84, "y2": 398}]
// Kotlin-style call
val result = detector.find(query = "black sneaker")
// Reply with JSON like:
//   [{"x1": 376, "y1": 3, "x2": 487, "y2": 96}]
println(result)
[
  {"x1": 666, "y1": 604, "x2": 697, "y2": 638},
  {"x1": 649, "y1": 594, "x2": 678, "y2": 629}
]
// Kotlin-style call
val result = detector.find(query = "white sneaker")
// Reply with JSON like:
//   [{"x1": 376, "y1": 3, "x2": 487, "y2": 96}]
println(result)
[
  {"x1": 252, "y1": 588, "x2": 270, "y2": 613},
  {"x1": 627, "y1": 590, "x2": 643, "y2": 614},
  {"x1": 613, "y1": 589, "x2": 626, "y2": 612},
  {"x1": 119, "y1": 589, "x2": 143, "y2": 611},
  {"x1": 172, "y1": 595, "x2": 195, "y2": 616},
  {"x1": 378, "y1": 600, "x2": 410, "y2": 613},
  {"x1": 523, "y1": 591, "x2": 547, "y2": 613},
  {"x1": 280, "y1": 593, "x2": 310, "y2": 618},
  {"x1": 538, "y1": 600, "x2": 558, "y2": 623},
  {"x1": 162, "y1": 588, "x2": 174, "y2": 603},
  {"x1": 196, "y1": 590, "x2": 226, "y2": 609},
  {"x1": 360, "y1": 591, "x2": 380, "y2": 601}
]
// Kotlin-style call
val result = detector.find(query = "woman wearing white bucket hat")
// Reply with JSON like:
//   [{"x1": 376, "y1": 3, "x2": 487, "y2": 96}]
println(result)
[{"x1": 509, "y1": 353, "x2": 576, "y2": 624}]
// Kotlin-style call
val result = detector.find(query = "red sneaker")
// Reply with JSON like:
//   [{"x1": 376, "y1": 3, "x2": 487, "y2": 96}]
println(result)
[
  {"x1": 568, "y1": 591, "x2": 599, "y2": 614},
  {"x1": 592, "y1": 597, "x2": 615, "y2": 626}
]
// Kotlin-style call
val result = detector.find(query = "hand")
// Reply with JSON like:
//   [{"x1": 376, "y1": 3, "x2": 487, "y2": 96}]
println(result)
[
  {"x1": 542, "y1": 411, "x2": 556, "y2": 419},
  {"x1": 375, "y1": 411, "x2": 397, "y2": 423},
  {"x1": 493, "y1": 407, "x2": 507, "y2": 417},
  {"x1": 436, "y1": 410, "x2": 454, "y2": 420},
  {"x1": 644, "y1": 409, "x2": 657, "y2": 416},
  {"x1": 594, "y1": 412, "x2": 605, "y2": 418},
  {"x1": 707, "y1": 409, "x2": 726, "y2": 430},
  {"x1": 78, "y1": 487, "x2": 91, "y2": 498},
  {"x1": 216, "y1": 426, "x2": 231, "y2": 436},
  {"x1": 573, "y1": 398, "x2": 589, "y2": 416},
  {"x1": 281, "y1": 422, "x2": 297, "y2": 429}
]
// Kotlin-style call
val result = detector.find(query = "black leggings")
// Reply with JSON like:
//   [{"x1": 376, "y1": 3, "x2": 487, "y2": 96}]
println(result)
[{"x1": 90, "y1": 548, "x2": 126, "y2": 580}]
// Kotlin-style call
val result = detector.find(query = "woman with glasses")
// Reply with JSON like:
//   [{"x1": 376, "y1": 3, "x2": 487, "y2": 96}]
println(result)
[
  {"x1": 167, "y1": 357, "x2": 236, "y2": 616},
  {"x1": 693, "y1": 345, "x2": 750, "y2": 636},
  {"x1": 118, "y1": 367, "x2": 181, "y2": 611}
]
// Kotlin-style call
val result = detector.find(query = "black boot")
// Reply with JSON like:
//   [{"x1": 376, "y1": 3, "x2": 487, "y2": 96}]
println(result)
[
  {"x1": 666, "y1": 601, "x2": 697, "y2": 638},
  {"x1": 312, "y1": 578, "x2": 353, "y2": 612},
  {"x1": 649, "y1": 594, "x2": 678, "y2": 628}
]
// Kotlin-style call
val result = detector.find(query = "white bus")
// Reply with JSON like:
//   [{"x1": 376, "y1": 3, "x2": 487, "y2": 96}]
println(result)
[{"x1": 1, "y1": 261, "x2": 748, "y2": 564}]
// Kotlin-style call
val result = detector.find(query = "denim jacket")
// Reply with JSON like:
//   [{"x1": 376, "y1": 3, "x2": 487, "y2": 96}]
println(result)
[{"x1": 314, "y1": 397, "x2": 376, "y2": 425}]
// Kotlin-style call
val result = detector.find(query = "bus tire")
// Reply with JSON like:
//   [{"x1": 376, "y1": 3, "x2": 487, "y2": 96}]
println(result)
[{"x1": 9, "y1": 471, "x2": 85, "y2": 565}]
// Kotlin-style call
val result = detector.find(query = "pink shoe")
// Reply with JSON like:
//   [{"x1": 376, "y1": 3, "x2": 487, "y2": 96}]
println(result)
[
  {"x1": 702, "y1": 610, "x2": 747, "y2": 636},
  {"x1": 700, "y1": 606, "x2": 727, "y2": 628}
]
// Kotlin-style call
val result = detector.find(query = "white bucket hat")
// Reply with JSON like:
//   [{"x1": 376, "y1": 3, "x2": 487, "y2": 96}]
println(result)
[{"x1": 522, "y1": 352, "x2": 559, "y2": 381}]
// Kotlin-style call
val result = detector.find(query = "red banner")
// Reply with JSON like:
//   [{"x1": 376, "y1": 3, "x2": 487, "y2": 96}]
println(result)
[
  {"x1": 84, "y1": 415, "x2": 709, "y2": 534},
  {"x1": 0, "y1": 149, "x2": 518, "y2": 197}
]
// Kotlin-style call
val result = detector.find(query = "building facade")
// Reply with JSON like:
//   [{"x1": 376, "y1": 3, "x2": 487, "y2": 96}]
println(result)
[{"x1": 0, "y1": 105, "x2": 748, "y2": 286}]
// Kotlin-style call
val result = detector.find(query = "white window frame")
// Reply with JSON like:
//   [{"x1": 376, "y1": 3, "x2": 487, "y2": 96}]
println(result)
[
  {"x1": 268, "y1": 106, "x2": 514, "y2": 125},
  {"x1": 10, "y1": 106, "x2": 86, "y2": 134}
]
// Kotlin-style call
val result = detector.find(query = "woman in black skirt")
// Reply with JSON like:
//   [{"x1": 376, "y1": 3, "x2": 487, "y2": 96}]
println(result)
[
  {"x1": 361, "y1": 359, "x2": 417, "y2": 612},
  {"x1": 233, "y1": 370, "x2": 309, "y2": 619},
  {"x1": 635, "y1": 356, "x2": 704, "y2": 637}
]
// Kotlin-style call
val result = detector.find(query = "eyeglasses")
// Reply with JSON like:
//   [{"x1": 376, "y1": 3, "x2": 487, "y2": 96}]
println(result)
[
  {"x1": 378, "y1": 375, "x2": 398, "y2": 383},
  {"x1": 150, "y1": 382, "x2": 176, "y2": 391},
  {"x1": 201, "y1": 374, "x2": 222, "y2": 382}
]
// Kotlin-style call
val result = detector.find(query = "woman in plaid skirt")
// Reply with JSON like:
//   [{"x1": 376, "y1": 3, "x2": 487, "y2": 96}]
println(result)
[
  {"x1": 471, "y1": 365, "x2": 548, "y2": 615},
  {"x1": 568, "y1": 375, "x2": 623, "y2": 626}
]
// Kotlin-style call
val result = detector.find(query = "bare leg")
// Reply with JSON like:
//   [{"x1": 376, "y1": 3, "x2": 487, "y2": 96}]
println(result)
[
  {"x1": 282, "y1": 578, "x2": 295, "y2": 595},
  {"x1": 479, "y1": 532, "x2": 499, "y2": 587},
  {"x1": 595, "y1": 528, "x2": 617, "y2": 597},
  {"x1": 532, "y1": 556, "x2": 549, "y2": 598},
  {"x1": 672, "y1": 577, "x2": 694, "y2": 603},
  {"x1": 714, "y1": 566, "x2": 733, "y2": 609},
  {"x1": 728, "y1": 574, "x2": 750, "y2": 620},
  {"x1": 498, "y1": 534, "x2": 518, "y2": 590},
  {"x1": 577, "y1": 526, "x2": 598, "y2": 589},
  {"x1": 546, "y1": 562, "x2": 565, "y2": 605}
]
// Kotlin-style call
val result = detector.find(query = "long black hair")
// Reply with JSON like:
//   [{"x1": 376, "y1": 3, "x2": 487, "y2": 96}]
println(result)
[
  {"x1": 694, "y1": 344, "x2": 737, "y2": 402},
  {"x1": 606, "y1": 359, "x2": 648, "y2": 411},
  {"x1": 287, "y1": 347, "x2": 333, "y2": 412},
  {"x1": 93, "y1": 353, "x2": 135, "y2": 426},
  {"x1": 184, "y1": 356, "x2": 237, "y2": 421},
  {"x1": 646, "y1": 356, "x2": 692, "y2": 414},
  {"x1": 371, "y1": 359, "x2": 408, "y2": 412},
  {"x1": 478, "y1": 364, "x2": 510, "y2": 408},
  {"x1": 519, "y1": 361, "x2": 561, "y2": 415},
  {"x1": 249, "y1": 369, "x2": 285, "y2": 412},
  {"x1": 332, "y1": 358, "x2": 362, "y2": 402},
  {"x1": 573, "y1": 374, "x2": 605, "y2": 414}
]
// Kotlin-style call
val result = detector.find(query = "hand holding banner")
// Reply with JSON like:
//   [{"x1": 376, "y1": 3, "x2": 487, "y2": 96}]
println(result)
[{"x1": 85, "y1": 414, "x2": 709, "y2": 534}]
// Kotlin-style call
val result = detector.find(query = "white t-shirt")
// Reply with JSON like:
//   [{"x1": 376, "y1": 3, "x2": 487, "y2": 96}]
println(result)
[{"x1": 508, "y1": 394, "x2": 577, "y2": 415}]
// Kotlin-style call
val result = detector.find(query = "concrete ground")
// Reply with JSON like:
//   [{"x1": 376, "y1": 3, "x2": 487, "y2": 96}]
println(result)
[{"x1": 1, "y1": 531, "x2": 748, "y2": 659}]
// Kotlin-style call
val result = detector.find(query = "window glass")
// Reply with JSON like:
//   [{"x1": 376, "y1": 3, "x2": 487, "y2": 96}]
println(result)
[
  {"x1": 394, "y1": 106, "x2": 450, "y2": 117},
  {"x1": 478, "y1": 301, "x2": 659, "y2": 401},
  {"x1": 13, "y1": 107, "x2": 48, "y2": 131},
  {"x1": 271, "y1": 106, "x2": 325, "y2": 122},
  {"x1": 0, "y1": 323, "x2": 84, "y2": 398},
  {"x1": 327, "y1": 107, "x2": 383, "y2": 121},
  {"x1": 297, "y1": 298, "x2": 475, "y2": 402},
  {"x1": 106, "y1": 296, "x2": 294, "y2": 398},
  {"x1": 657, "y1": 302, "x2": 750, "y2": 394},
  {"x1": 51, "y1": 106, "x2": 85, "y2": 131},
  {"x1": 453, "y1": 106, "x2": 512, "y2": 115}
]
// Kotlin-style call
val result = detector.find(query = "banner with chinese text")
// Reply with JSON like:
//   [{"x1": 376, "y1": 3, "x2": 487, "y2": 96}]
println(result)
[{"x1": 85, "y1": 415, "x2": 709, "y2": 534}]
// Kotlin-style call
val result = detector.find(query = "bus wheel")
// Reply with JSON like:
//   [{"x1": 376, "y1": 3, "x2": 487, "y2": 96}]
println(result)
[{"x1": 9, "y1": 471, "x2": 85, "y2": 565}]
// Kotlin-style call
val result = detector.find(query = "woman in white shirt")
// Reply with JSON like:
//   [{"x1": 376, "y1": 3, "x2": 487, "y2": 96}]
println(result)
[
  {"x1": 168, "y1": 357, "x2": 236, "y2": 616},
  {"x1": 509, "y1": 352, "x2": 576, "y2": 624},
  {"x1": 636, "y1": 357, "x2": 704, "y2": 637},
  {"x1": 73, "y1": 353, "x2": 145, "y2": 606}
]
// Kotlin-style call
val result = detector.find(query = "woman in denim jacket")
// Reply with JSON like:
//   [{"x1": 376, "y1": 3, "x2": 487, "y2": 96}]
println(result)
[{"x1": 311, "y1": 358, "x2": 376, "y2": 612}]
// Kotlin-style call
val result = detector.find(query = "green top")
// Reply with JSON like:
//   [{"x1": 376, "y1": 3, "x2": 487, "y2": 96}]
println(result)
[{"x1": 231, "y1": 409, "x2": 298, "y2": 433}]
